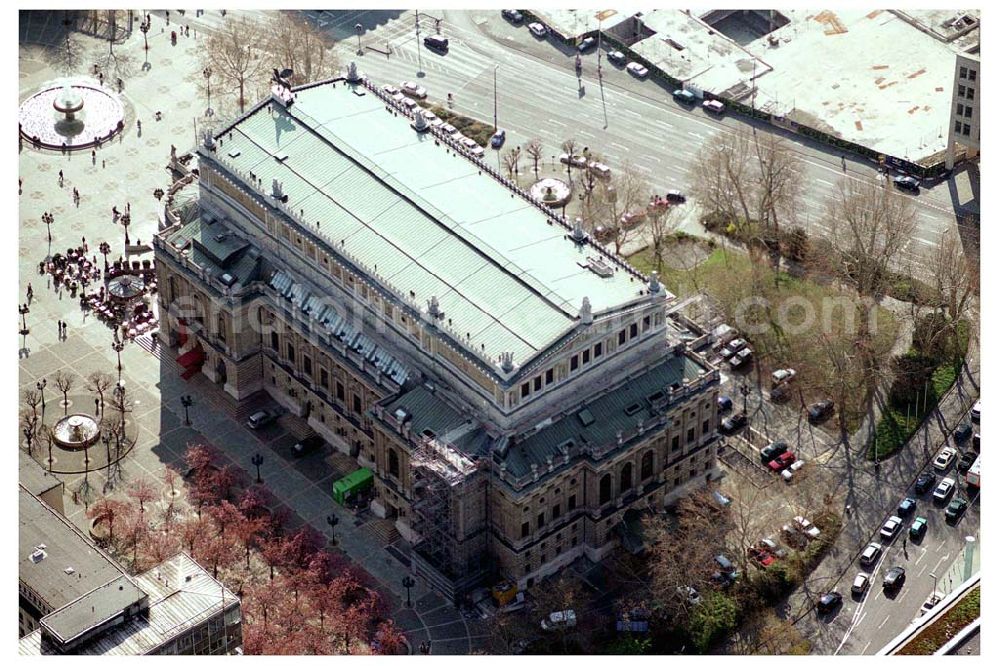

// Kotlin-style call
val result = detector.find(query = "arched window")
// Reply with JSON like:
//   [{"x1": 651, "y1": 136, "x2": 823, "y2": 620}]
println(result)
[
  {"x1": 620, "y1": 463, "x2": 633, "y2": 493},
  {"x1": 388, "y1": 449, "x2": 400, "y2": 478},
  {"x1": 599, "y1": 473, "x2": 612, "y2": 504},
  {"x1": 217, "y1": 312, "x2": 227, "y2": 343},
  {"x1": 640, "y1": 450, "x2": 654, "y2": 481}
]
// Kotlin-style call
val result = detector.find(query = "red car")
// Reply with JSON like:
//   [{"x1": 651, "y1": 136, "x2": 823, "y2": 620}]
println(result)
[
  {"x1": 768, "y1": 451, "x2": 796, "y2": 472},
  {"x1": 747, "y1": 547, "x2": 776, "y2": 568}
]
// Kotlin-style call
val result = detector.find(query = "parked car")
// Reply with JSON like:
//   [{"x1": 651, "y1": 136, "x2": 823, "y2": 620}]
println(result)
[
  {"x1": 971, "y1": 400, "x2": 981, "y2": 422},
  {"x1": 932, "y1": 446, "x2": 958, "y2": 471},
  {"x1": 933, "y1": 477, "x2": 956, "y2": 501},
  {"x1": 672, "y1": 89, "x2": 696, "y2": 104},
  {"x1": 953, "y1": 423, "x2": 973, "y2": 444},
  {"x1": 401, "y1": 97, "x2": 418, "y2": 111},
  {"x1": 892, "y1": 175, "x2": 920, "y2": 192},
  {"x1": 727, "y1": 338, "x2": 748, "y2": 353},
  {"x1": 781, "y1": 459, "x2": 806, "y2": 483},
  {"x1": 719, "y1": 412, "x2": 748, "y2": 435},
  {"x1": 945, "y1": 497, "x2": 969, "y2": 522},
  {"x1": 541, "y1": 609, "x2": 577, "y2": 631},
  {"x1": 795, "y1": 516, "x2": 821, "y2": 539},
  {"x1": 859, "y1": 542, "x2": 883, "y2": 567},
  {"x1": 915, "y1": 471, "x2": 936, "y2": 495},
  {"x1": 677, "y1": 586, "x2": 702, "y2": 605},
  {"x1": 808, "y1": 400, "x2": 835, "y2": 423},
  {"x1": 702, "y1": 99, "x2": 725, "y2": 114},
  {"x1": 729, "y1": 347, "x2": 753, "y2": 369},
  {"x1": 883, "y1": 566, "x2": 906, "y2": 591},
  {"x1": 440, "y1": 122, "x2": 458, "y2": 135},
  {"x1": 760, "y1": 441, "x2": 789, "y2": 464},
  {"x1": 626, "y1": 62, "x2": 649, "y2": 78},
  {"x1": 768, "y1": 451, "x2": 796, "y2": 472},
  {"x1": 909, "y1": 516, "x2": 928, "y2": 540},
  {"x1": 770, "y1": 384, "x2": 791, "y2": 403},
  {"x1": 781, "y1": 524, "x2": 808, "y2": 549},
  {"x1": 421, "y1": 109, "x2": 444, "y2": 127},
  {"x1": 771, "y1": 368, "x2": 796, "y2": 384},
  {"x1": 759, "y1": 538, "x2": 787, "y2": 559},
  {"x1": 897, "y1": 497, "x2": 917, "y2": 516},
  {"x1": 879, "y1": 516, "x2": 904, "y2": 539},
  {"x1": 666, "y1": 189, "x2": 687, "y2": 203},
  {"x1": 490, "y1": 129, "x2": 507, "y2": 148},
  {"x1": 558, "y1": 152, "x2": 589, "y2": 168},
  {"x1": 607, "y1": 50, "x2": 627, "y2": 65},
  {"x1": 292, "y1": 435, "x2": 325, "y2": 457},
  {"x1": 972, "y1": 432, "x2": 980, "y2": 451},
  {"x1": 588, "y1": 161, "x2": 612, "y2": 179},
  {"x1": 247, "y1": 409, "x2": 278, "y2": 430},
  {"x1": 382, "y1": 84, "x2": 400, "y2": 96},
  {"x1": 851, "y1": 572, "x2": 871, "y2": 596},
  {"x1": 957, "y1": 450, "x2": 978, "y2": 473},
  {"x1": 712, "y1": 490, "x2": 733, "y2": 508},
  {"x1": 717, "y1": 395, "x2": 734, "y2": 412},
  {"x1": 817, "y1": 591, "x2": 842, "y2": 614},
  {"x1": 528, "y1": 22, "x2": 548, "y2": 38},
  {"x1": 401, "y1": 81, "x2": 428, "y2": 99},
  {"x1": 501, "y1": 9, "x2": 523, "y2": 24},
  {"x1": 578, "y1": 36, "x2": 597, "y2": 51},
  {"x1": 919, "y1": 593, "x2": 943, "y2": 617}
]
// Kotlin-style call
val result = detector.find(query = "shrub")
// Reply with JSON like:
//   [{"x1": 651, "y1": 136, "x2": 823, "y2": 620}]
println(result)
[{"x1": 688, "y1": 592, "x2": 739, "y2": 653}]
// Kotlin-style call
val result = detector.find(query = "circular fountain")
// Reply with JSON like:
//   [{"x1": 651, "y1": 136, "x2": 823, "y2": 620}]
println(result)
[
  {"x1": 530, "y1": 177, "x2": 572, "y2": 207},
  {"x1": 19, "y1": 79, "x2": 125, "y2": 150},
  {"x1": 52, "y1": 413, "x2": 101, "y2": 450}
]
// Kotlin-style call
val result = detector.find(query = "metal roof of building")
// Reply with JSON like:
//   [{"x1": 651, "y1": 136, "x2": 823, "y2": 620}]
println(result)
[
  {"x1": 18, "y1": 486, "x2": 125, "y2": 614},
  {"x1": 502, "y1": 350, "x2": 707, "y2": 479},
  {"x1": 41, "y1": 575, "x2": 145, "y2": 646},
  {"x1": 212, "y1": 80, "x2": 651, "y2": 365},
  {"x1": 20, "y1": 554, "x2": 240, "y2": 656}
]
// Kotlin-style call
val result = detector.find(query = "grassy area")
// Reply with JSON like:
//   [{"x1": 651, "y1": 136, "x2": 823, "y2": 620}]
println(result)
[
  {"x1": 629, "y1": 241, "x2": 898, "y2": 433},
  {"x1": 897, "y1": 586, "x2": 979, "y2": 655},
  {"x1": 869, "y1": 319, "x2": 970, "y2": 460}
]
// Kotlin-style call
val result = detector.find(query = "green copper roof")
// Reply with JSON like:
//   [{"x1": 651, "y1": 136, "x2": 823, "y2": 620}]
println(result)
[{"x1": 213, "y1": 79, "x2": 656, "y2": 366}]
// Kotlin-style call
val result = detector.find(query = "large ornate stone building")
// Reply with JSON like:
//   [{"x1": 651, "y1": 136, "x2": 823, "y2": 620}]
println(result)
[{"x1": 154, "y1": 70, "x2": 720, "y2": 600}]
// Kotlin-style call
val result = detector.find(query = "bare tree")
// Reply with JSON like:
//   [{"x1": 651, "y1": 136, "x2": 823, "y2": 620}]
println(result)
[
  {"x1": 264, "y1": 13, "x2": 339, "y2": 85},
  {"x1": 643, "y1": 201, "x2": 681, "y2": 272},
  {"x1": 23, "y1": 388, "x2": 42, "y2": 420},
  {"x1": 502, "y1": 147, "x2": 521, "y2": 182},
  {"x1": 689, "y1": 127, "x2": 802, "y2": 281},
  {"x1": 53, "y1": 370, "x2": 75, "y2": 415},
  {"x1": 525, "y1": 138, "x2": 544, "y2": 179},
  {"x1": 926, "y1": 228, "x2": 979, "y2": 348},
  {"x1": 205, "y1": 16, "x2": 269, "y2": 114},
  {"x1": 825, "y1": 177, "x2": 916, "y2": 335},
  {"x1": 561, "y1": 138, "x2": 578, "y2": 182},
  {"x1": 605, "y1": 163, "x2": 648, "y2": 256},
  {"x1": 87, "y1": 370, "x2": 114, "y2": 417}
]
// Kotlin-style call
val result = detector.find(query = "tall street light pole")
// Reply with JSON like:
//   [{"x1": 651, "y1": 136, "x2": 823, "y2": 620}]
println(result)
[
  {"x1": 493, "y1": 64, "x2": 499, "y2": 130},
  {"x1": 326, "y1": 513, "x2": 339, "y2": 545},
  {"x1": 37, "y1": 379, "x2": 47, "y2": 414},
  {"x1": 180, "y1": 395, "x2": 193, "y2": 425},
  {"x1": 252, "y1": 453, "x2": 264, "y2": 483},
  {"x1": 414, "y1": 11, "x2": 423, "y2": 76},
  {"x1": 203, "y1": 67, "x2": 213, "y2": 117},
  {"x1": 355, "y1": 23, "x2": 363, "y2": 55},
  {"x1": 112, "y1": 333, "x2": 125, "y2": 385},
  {"x1": 402, "y1": 575, "x2": 415, "y2": 607}
]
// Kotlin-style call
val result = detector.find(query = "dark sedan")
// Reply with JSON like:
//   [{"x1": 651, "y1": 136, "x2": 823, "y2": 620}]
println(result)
[
  {"x1": 292, "y1": 435, "x2": 325, "y2": 457},
  {"x1": 883, "y1": 566, "x2": 906, "y2": 591},
  {"x1": 719, "y1": 412, "x2": 748, "y2": 435},
  {"x1": 914, "y1": 471, "x2": 936, "y2": 495}
]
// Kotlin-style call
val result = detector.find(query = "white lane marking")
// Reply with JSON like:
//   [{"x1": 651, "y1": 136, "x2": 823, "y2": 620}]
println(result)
[
  {"x1": 817, "y1": 179, "x2": 834, "y2": 186},
  {"x1": 647, "y1": 156, "x2": 662, "y2": 163},
  {"x1": 549, "y1": 119, "x2": 566, "y2": 128},
  {"x1": 610, "y1": 142, "x2": 628, "y2": 150},
  {"x1": 687, "y1": 131, "x2": 701, "y2": 138},
  {"x1": 878, "y1": 615, "x2": 890, "y2": 629},
  {"x1": 621, "y1": 108, "x2": 641, "y2": 118}
]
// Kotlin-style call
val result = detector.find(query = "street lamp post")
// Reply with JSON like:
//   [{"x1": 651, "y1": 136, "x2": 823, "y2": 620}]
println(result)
[
  {"x1": 140, "y1": 17, "x2": 150, "y2": 54},
  {"x1": 402, "y1": 575, "x2": 415, "y2": 607},
  {"x1": 42, "y1": 212, "x2": 54, "y2": 244},
  {"x1": 180, "y1": 395, "x2": 193, "y2": 425},
  {"x1": 19, "y1": 304, "x2": 30, "y2": 334},
  {"x1": 37, "y1": 379, "x2": 47, "y2": 414},
  {"x1": 99, "y1": 241, "x2": 111, "y2": 272},
  {"x1": 251, "y1": 453, "x2": 264, "y2": 483},
  {"x1": 414, "y1": 10, "x2": 423, "y2": 75},
  {"x1": 355, "y1": 23, "x2": 363, "y2": 55},
  {"x1": 929, "y1": 573, "x2": 938, "y2": 599},
  {"x1": 740, "y1": 383, "x2": 751, "y2": 416},
  {"x1": 493, "y1": 64, "x2": 499, "y2": 130},
  {"x1": 326, "y1": 513, "x2": 339, "y2": 544},
  {"x1": 203, "y1": 67, "x2": 213, "y2": 117},
  {"x1": 112, "y1": 334, "x2": 125, "y2": 384},
  {"x1": 121, "y1": 212, "x2": 131, "y2": 249}
]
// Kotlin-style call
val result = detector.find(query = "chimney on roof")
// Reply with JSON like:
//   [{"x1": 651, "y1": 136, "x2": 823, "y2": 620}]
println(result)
[
  {"x1": 617, "y1": 430, "x2": 624, "y2": 445},
  {"x1": 531, "y1": 463, "x2": 539, "y2": 482},
  {"x1": 579, "y1": 297, "x2": 593, "y2": 324},
  {"x1": 346, "y1": 61, "x2": 361, "y2": 83},
  {"x1": 546, "y1": 455, "x2": 554, "y2": 472}
]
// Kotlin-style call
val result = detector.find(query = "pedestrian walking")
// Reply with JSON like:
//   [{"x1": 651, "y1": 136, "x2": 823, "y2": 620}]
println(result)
[
  {"x1": 91, "y1": 149, "x2": 96, "y2": 165},
  {"x1": 57, "y1": 319, "x2": 63, "y2": 336},
  {"x1": 98, "y1": 72, "x2": 104, "y2": 85},
  {"x1": 137, "y1": 119, "x2": 142, "y2": 132},
  {"x1": 102, "y1": 159, "x2": 106, "y2": 169},
  {"x1": 95, "y1": 397, "x2": 100, "y2": 413},
  {"x1": 58, "y1": 169, "x2": 64, "y2": 186},
  {"x1": 19, "y1": 178, "x2": 22, "y2": 195},
  {"x1": 26, "y1": 283, "x2": 33, "y2": 303},
  {"x1": 126, "y1": 202, "x2": 131, "y2": 214}
]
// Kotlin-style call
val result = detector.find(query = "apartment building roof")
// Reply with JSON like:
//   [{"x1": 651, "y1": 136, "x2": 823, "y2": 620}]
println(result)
[
  {"x1": 208, "y1": 78, "x2": 658, "y2": 367},
  {"x1": 18, "y1": 486, "x2": 125, "y2": 614}
]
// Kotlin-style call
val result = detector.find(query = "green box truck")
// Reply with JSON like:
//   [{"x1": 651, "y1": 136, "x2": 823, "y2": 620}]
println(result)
[{"x1": 332, "y1": 467, "x2": 374, "y2": 506}]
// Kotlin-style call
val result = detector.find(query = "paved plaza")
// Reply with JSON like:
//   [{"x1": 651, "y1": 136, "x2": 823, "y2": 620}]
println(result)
[{"x1": 18, "y1": 11, "x2": 486, "y2": 654}]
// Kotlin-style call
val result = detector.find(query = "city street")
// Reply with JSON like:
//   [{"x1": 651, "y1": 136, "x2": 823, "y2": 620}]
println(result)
[{"x1": 313, "y1": 9, "x2": 974, "y2": 267}]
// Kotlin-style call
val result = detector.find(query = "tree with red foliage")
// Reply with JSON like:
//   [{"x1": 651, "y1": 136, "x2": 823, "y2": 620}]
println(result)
[
  {"x1": 281, "y1": 526, "x2": 326, "y2": 571},
  {"x1": 141, "y1": 527, "x2": 180, "y2": 567},
  {"x1": 126, "y1": 477, "x2": 158, "y2": 513},
  {"x1": 163, "y1": 465, "x2": 179, "y2": 495},
  {"x1": 197, "y1": 528, "x2": 239, "y2": 579},
  {"x1": 178, "y1": 513, "x2": 212, "y2": 554},
  {"x1": 184, "y1": 442, "x2": 219, "y2": 479},
  {"x1": 211, "y1": 464, "x2": 248, "y2": 503},
  {"x1": 259, "y1": 537, "x2": 287, "y2": 581},
  {"x1": 233, "y1": 513, "x2": 270, "y2": 569},
  {"x1": 119, "y1": 505, "x2": 149, "y2": 570},
  {"x1": 209, "y1": 500, "x2": 243, "y2": 537},
  {"x1": 372, "y1": 619, "x2": 406, "y2": 655},
  {"x1": 87, "y1": 496, "x2": 130, "y2": 547}
]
